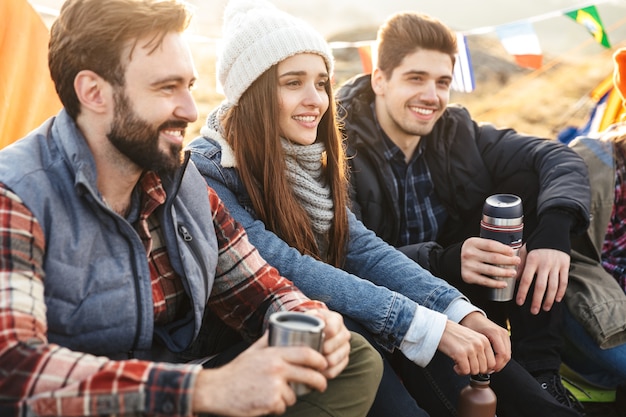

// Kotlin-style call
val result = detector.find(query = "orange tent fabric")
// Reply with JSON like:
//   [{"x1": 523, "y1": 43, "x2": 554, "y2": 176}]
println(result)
[
  {"x1": 0, "y1": 0, "x2": 61, "y2": 149},
  {"x1": 589, "y1": 74, "x2": 626, "y2": 133},
  {"x1": 357, "y1": 44, "x2": 373, "y2": 74}
]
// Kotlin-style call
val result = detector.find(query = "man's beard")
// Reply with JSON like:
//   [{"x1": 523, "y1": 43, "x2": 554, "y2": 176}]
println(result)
[{"x1": 107, "y1": 89, "x2": 186, "y2": 175}]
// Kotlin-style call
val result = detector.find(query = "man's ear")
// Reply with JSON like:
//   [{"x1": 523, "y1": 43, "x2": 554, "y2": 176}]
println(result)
[
  {"x1": 74, "y1": 70, "x2": 111, "y2": 114},
  {"x1": 371, "y1": 68, "x2": 385, "y2": 95}
]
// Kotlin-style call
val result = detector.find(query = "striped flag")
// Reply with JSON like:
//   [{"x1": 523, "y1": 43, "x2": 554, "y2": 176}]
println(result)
[
  {"x1": 452, "y1": 33, "x2": 475, "y2": 93},
  {"x1": 565, "y1": 6, "x2": 611, "y2": 49},
  {"x1": 496, "y1": 21, "x2": 543, "y2": 69}
]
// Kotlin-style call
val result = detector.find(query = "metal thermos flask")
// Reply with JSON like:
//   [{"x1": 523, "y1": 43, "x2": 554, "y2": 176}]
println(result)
[
  {"x1": 480, "y1": 194, "x2": 524, "y2": 302},
  {"x1": 458, "y1": 374, "x2": 497, "y2": 417},
  {"x1": 268, "y1": 311, "x2": 325, "y2": 396}
]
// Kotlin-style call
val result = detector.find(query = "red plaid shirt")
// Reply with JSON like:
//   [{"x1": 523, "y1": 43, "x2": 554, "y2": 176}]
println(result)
[
  {"x1": 602, "y1": 144, "x2": 626, "y2": 292},
  {"x1": 0, "y1": 171, "x2": 323, "y2": 417}
]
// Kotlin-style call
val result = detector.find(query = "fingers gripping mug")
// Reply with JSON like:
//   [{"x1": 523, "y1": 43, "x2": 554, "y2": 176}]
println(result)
[
  {"x1": 268, "y1": 311, "x2": 325, "y2": 396},
  {"x1": 479, "y1": 194, "x2": 524, "y2": 302}
]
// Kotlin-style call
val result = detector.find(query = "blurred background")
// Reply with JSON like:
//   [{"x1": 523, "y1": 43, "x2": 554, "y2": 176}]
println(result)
[{"x1": 27, "y1": 0, "x2": 626, "y2": 141}]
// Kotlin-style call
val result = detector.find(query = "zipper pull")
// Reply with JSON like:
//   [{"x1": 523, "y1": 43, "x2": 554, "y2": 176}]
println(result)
[{"x1": 178, "y1": 225, "x2": 193, "y2": 242}]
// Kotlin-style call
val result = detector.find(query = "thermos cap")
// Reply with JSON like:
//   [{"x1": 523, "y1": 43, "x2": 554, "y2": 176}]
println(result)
[
  {"x1": 472, "y1": 373, "x2": 491, "y2": 382},
  {"x1": 482, "y1": 194, "x2": 523, "y2": 220}
]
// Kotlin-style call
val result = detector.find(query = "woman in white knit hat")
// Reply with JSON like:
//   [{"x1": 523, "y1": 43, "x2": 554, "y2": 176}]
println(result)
[{"x1": 188, "y1": 1, "x2": 575, "y2": 416}]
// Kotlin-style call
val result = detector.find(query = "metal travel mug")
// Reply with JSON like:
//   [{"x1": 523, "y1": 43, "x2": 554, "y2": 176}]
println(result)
[
  {"x1": 480, "y1": 194, "x2": 524, "y2": 302},
  {"x1": 268, "y1": 311, "x2": 325, "y2": 396}
]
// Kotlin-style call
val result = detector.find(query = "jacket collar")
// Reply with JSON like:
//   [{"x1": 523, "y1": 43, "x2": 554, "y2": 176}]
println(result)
[
  {"x1": 200, "y1": 104, "x2": 237, "y2": 168},
  {"x1": 50, "y1": 109, "x2": 102, "y2": 198}
]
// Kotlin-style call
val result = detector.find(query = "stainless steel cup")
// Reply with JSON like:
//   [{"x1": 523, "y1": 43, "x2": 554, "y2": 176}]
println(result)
[
  {"x1": 480, "y1": 194, "x2": 524, "y2": 302},
  {"x1": 268, "y1": 311, "x2": 325, "y2": 396}
]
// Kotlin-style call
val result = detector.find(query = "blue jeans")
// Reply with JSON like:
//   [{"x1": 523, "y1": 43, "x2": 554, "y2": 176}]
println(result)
[
  {"x1": 561, "y1": 306, "x2": 626, "y2": 389},
  {"x1": 342, "y1": 318, "x2": 429, "y2": 417}
]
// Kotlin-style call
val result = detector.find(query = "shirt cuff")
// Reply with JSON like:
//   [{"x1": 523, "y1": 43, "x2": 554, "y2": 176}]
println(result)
[
  {"x1": 399, "y1": 305, "x2": 448, "y2": 367},
  {"x1": 145, "y1": 362, "x2": 202, "y2": 417},
  {"x1": 526, "y1": 209, "x2": 574, "y2": 254},
  {"x1": 444, "y1": 297, "x2": 485, "y2": 324}
]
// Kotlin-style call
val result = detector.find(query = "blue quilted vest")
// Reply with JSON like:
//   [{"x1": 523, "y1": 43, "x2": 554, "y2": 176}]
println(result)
[{"x1": 0, "y1": 110, "x2": 218, "y2": 360}]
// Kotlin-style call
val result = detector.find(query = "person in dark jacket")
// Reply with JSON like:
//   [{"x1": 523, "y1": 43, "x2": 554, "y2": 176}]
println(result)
[{"x1": 337, "y1": 10, "x2": 591, "y2": 414}]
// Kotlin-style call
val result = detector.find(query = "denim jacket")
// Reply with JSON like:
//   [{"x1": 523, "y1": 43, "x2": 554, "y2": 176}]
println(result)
[{"x1": 187, "y1": 127, "x2": 479, "y2": 365}]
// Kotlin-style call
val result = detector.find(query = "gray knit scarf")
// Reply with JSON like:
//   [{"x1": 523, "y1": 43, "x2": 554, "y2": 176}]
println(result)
[
  {"x1": 201, "y1": 104, "x2": 334, "y2": 236},
  {"x1": 281, "y1": 138, "x2": 334, "y2": 236}
]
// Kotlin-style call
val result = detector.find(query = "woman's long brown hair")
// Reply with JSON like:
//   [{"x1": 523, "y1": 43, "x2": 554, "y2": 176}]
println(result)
[{"x1": 222, "y1": 63, "x2": 349, "y2": 267}]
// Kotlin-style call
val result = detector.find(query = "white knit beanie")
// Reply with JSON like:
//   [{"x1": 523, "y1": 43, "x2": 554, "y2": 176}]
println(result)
[{"x1": 217, "y1": 0, "x2": 334, "y2": 106}]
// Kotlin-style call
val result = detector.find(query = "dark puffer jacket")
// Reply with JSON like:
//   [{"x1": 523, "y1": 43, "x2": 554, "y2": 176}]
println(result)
[{"x1": 337, "y1": 74, "x2": 591, "y2": 291}]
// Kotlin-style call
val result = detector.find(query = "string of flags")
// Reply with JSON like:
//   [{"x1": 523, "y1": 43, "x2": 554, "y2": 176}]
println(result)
[
  {"x1": 333, "y1": 3, "x2": 613, "y2": 93},
  {"x1": 30, "y1": 1, "x2": 616, "y2": 96}
]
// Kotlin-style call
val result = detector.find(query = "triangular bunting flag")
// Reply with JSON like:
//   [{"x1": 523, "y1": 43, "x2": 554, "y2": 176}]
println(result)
[
  {"x1": 565, "y1": 5, "x2": 611, "y2": 49},
  {"x1": 496, "y1": 21, "x2": 543, "y2": 69},
  {"x1": 452, "y1": 33, "x2": 475, "y2": 93}
]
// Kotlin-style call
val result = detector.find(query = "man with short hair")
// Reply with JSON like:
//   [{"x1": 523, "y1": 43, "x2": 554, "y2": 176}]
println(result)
[
  {"x1": 338, "y1": 10, "x2": 590, "y2": 415},
  {"x1": 0, "y1": 1, "x2": 382, "y2": 416}
]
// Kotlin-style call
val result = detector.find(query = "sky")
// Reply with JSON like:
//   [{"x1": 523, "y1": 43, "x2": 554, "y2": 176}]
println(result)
[{"x1": 31, "y1": 0, "x2": 626, "y2": 56}]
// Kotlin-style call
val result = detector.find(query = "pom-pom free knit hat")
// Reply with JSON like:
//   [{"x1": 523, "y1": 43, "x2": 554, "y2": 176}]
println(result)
[
  {"x1": 217, "y1": 0, "x2": 334, "y2": 106},
  {"x1": 613, "y1": 47, "x2": 626, "y2": 107}
]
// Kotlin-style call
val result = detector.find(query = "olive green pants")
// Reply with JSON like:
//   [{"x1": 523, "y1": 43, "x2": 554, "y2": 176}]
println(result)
[
  {"x1": 284, "y1": 332, "x2": 383, "y2": 417},
  {"x1": 202, "y1": 331, "x2": 382, "y2": 417}
]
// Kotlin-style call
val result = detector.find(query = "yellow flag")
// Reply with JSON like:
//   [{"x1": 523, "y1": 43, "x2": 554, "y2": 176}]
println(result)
[{"x1": 565, "y1": 6, "x2": 611, "y2": 49}]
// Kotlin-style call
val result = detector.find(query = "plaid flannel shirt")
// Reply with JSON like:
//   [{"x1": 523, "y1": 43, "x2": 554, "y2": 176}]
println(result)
[
  {"x1": 0, "y1": 171, "x2": 322, "y2": 417},
  {"x1": 602, "y1": 145, "x2": 626, "y2": 292}
]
